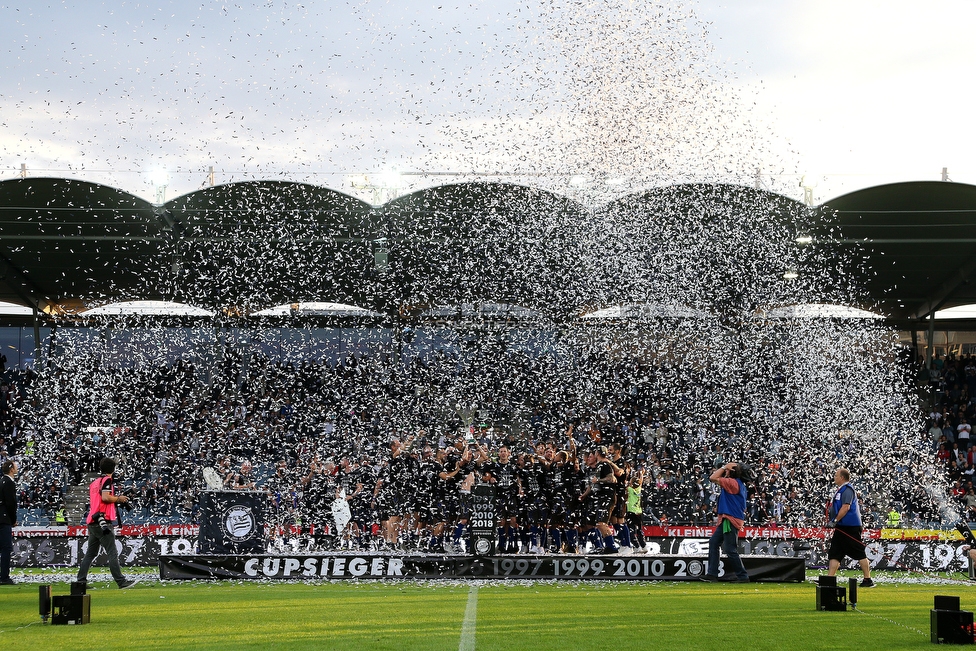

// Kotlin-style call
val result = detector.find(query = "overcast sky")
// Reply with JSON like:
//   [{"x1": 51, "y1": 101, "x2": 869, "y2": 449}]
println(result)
[{"x1": 0, "y1": 0, "x2": 973, "y2": 205}]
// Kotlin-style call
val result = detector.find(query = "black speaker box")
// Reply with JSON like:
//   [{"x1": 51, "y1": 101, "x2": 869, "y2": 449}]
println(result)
[
  {"x1": 816, "y1": 585, "x2": 847, "y2": 611},
  {"x1": 817, "y1": 575, "x2": 837, "y2": 587},
  {"x1": 38, "y1": 585, "x2": 52, "y2": 621},
  {"x1": 937, "y1": 596, "x2": 963, "y2": 611},
  {"x1": 931, "y1": 609, "x2": 974, "y2": 644},
  {"x1": 52, "y1": 594, "x2": 90, "y2": 625}
]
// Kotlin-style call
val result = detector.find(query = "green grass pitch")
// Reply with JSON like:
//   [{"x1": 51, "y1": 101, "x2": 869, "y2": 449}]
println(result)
[{"x1": 0, "y1": 570, "x2": 969, "y2": 650}]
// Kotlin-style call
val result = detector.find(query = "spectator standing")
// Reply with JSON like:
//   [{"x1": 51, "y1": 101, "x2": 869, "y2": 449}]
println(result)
[
  {"x1": 0, "y1": 460, "x2": 17, "y2": 584},
  {"x1": 958, "y1": 419, "x2": 972, "y2": 454}
]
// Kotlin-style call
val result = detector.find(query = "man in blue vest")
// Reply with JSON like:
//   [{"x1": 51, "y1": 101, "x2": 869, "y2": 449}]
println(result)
[
  {"x1": 700, "y1": 461, "x2": 752, "y2": 583},
  {"x1": 826, "y1": 467, "x2": 874, "y2": 587}
]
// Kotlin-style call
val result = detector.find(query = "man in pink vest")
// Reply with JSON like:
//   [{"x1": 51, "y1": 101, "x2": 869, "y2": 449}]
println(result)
[{"x1": 76, "y1": 457, "x2": 136, "y2": 589}]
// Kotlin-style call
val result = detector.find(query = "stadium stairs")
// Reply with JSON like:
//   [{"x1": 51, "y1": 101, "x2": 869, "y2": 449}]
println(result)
[{"x1": 64, "y1": 473, "x2": 99, "y2": 525}]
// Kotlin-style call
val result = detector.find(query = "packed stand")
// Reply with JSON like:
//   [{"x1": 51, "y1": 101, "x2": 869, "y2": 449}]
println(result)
[{"x1": 2, "y1": 343, "x2": 941, "y2": 542}]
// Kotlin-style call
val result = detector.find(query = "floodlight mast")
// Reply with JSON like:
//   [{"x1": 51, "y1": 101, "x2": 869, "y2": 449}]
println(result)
[{"x1": 149, "y1": 169, "x2": 169, "y2": 204}]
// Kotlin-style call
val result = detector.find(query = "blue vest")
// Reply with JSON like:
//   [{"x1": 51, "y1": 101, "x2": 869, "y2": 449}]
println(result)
[
  {"x1": 831, "y1": 483, "x2": 861, "y2": 526},
  {"x1": 717, "y1": 479, "x2": 747, "y2": 521}
]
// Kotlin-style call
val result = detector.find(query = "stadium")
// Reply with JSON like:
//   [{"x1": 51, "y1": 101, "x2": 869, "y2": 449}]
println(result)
[{"x1": 0, "y1": 175, "x2": 976, "y2": 648}]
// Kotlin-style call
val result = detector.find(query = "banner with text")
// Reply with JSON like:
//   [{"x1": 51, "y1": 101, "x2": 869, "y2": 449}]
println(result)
[
  {"x1": 159, "y1": 554, "x2": 805, "y2": 582},
  {"x1": 8, "y1": 526, "x2": 971, "y2": 573}
]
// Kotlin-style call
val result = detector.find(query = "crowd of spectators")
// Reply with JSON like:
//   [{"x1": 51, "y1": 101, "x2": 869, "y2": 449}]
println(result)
[
  {"x1": 0, "y1": 338, "x2": 943, "y2": 535},
  {"x1": 0, "y1": 370, "x2": 65, "y2": 518},
  {"x1": 923, "y1": 353, "x2": 976, "y2": 520}
]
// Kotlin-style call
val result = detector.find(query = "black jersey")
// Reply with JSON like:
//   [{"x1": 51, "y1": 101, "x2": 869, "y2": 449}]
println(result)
[
  {"x1": 338, "y1": 468, "x2": 358, "y2": 495},
  {"x1": 401, "y1": 454, "x2": 422, "y2": 498},
  {"x1": 572, "y1": 465, "x2": 589, "y2": 498},
  {"x1": 305, "y1": 472, "x2": 337, "y2": 513},
  {"x1": 485, "y1": 460, "x2": 520, "y2": 494},
  {"x1": 379, "y1": 454, "x2": 412, "y2": 496},
  {"x1": 376, "y1": 460, "x2": 398, "y2": 497},
  {"x1": 612, "y1": 457, "x2": 630, "y2": 499},
  {"x1": 418, "y1": 459, "x2": 441, "y2": 502},
  {"x1": 548, "y1": 462, "x2": 576, "y2": 497},
  {"x1": 440, "y1": 455, "x2": 463, "y2": 494},
  {"x1": 266, "y1": 466, "x2": 297, "y2": 498},
  {"x1": 521, "y1": 462, "x2": 547, "y2": 498},
  {"x1": 588, "y1": 461, "x2": 615, "y2": 499},
  {"x1": 358, "y1": 464, "x2": 378, "y2": 497}
]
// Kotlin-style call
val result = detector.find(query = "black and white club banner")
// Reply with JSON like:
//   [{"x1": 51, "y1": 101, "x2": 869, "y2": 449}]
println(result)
[
  {"x1": 159, "y1": 554, "x2": 806, "y2": 582},
  {"x1": 9, "y1": 526, "x2": 200, "y2": 568},
  {"x1": 198, "y1": 491, "x2": 265, "y2": 554},
  {"x1": 9, "y1": 529, "x2": 973, "y2": 574},
  {"x1": 647, "y1": 537, "x2": 974, "y2": 573},
  {"x1": 470, "y1": 484, "x2": 497, "y2": 556}
]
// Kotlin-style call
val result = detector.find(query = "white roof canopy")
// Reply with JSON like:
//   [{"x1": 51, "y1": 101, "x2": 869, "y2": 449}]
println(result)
[
  {"x1": 0, "y1": 301, "x2": 35, "y2": 316},
  {"x1": 933, "y1": 304, "x2": 976, "y2": 320},
  {"x1": 759, "y1": 303, "x2": 883, "y2": 320},
  {"x1": 250, "y1": 302, "x2": 382, "y2": 317},
  {"x1": 82, "y1": 300, "x2": 215, "y2": 317},
  {"x1": 581, "y1": 303, "x2": 713, "y2": 320}
]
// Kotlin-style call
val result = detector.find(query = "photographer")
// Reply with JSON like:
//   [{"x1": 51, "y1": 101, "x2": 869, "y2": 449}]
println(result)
[
  {"x1": 76, "y1": 457, "x2": 136, "y2": 589},
  {"x1": 701, "y1": 461, "x2": 752, "y2": 583}
]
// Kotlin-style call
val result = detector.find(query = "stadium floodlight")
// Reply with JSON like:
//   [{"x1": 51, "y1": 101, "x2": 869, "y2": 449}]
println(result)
[
  {"x1": 378, "y1": 169, "x2": 401, "y2": 186},
  {"x1": 148, "y1": 168, "x2": 169, "y2": 187},
  {"x1": 378, "y1": 170, "x2": 403, "y2": 200},
  {"x1": 783, "y1": 270, "x2": 799, "y2": 280},
  {"x1": 795, "y1": 235, "x2": 813, "y2": 244},
  {"x1": 149, "y1": 168, "x2": 169, "y2": 204},
  {"x1": 799, "y1": 174, "x2": 818, "y2": 207}
]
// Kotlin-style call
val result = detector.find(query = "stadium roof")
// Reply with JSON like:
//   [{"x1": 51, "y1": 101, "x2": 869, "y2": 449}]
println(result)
[
  {"x1": 1, "y1": 176, "x2": 973, "y2": 329},
  {"x1": 161, "y1": 180, "x2": 379, "y2": 311},
  {"x1": 0, "y1": 177, "x2": 161, "y2": 312},
  {"x1": 816, "y1": 180, "x2": 976, "y2": 329},
  {"x1": 381, "y1": 182, "x2": 588, "y2": 318}
]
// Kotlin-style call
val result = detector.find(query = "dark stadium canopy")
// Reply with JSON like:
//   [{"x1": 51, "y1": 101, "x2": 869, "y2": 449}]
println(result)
[
  {"x1": 817, "y1": 181, "x2": 976, "y2": 329},
  {"x1": 161, "y1": 181, "x2": 380, "y2": 312},
  {"x1": 592, "y1": 184, "x2": 812, "y2": 314},
  {"x1": 2, "y1": 176, "x2": 975, "y2": 329},
  {"x1": 0, "y1": 177, "x2": 162, "y2": 313},
  {"x1": 380, "y1": 182, "x2": 588, "y2": 319}
]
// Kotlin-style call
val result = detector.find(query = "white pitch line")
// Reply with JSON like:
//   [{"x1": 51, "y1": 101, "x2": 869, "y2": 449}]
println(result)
[{"x1": 458, "y1": 585, "x2": 478, "y2": 651}]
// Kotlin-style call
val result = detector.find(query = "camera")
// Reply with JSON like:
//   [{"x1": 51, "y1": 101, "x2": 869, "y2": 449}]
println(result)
[
  {"x1": 93, "y1": 512, "x2": 111, "y2": 535},
  {"x1": 117, "y1": 499, "x2": 134, "y2": 512}
]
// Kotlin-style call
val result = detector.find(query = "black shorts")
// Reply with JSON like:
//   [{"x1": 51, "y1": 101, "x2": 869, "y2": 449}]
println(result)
[
  {"x1": 376, "y1": 494, "x2": 402, "y2": 521},
  {"x1": 521, "y1": 498, "x2": 549, "y2": 525},
  {"x1": 496, "y1": 492, "x2": 520, "y2": 519},
  {"x1": 421, "y1": 500, "x2": 450, "y2": 524},
  {"x1": 584, "y1": 496, "x2": 614, "y2": 525},
  {"x1": 457, "y1": 493, "x2": 473, "y2": 520},
  {"x1": 440, "y1": 496, "x2": 459, "y2": 522},
  {"x1": 563, "y1": 496, "x2": 584, "y2": 527},
  {"x1": 613, "y1": 494, "x2": 628, "y2": 519},
  {"x1": 548, "y1": 496, "x2": 567, "y2": 525},
  {"x1": 350, "y1": 505, "x2": 370, "y2": 526},
  {"x1": 828, "y1": 525, "x2": 867, "y2": 561}
]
